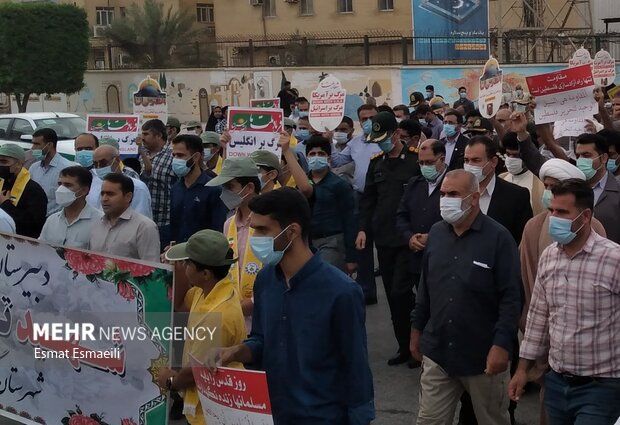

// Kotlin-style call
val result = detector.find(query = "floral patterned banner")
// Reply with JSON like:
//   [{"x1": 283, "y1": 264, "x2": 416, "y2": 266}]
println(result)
[{"x1": 0, "y1": 234, "x2": 173, "y2": 425}]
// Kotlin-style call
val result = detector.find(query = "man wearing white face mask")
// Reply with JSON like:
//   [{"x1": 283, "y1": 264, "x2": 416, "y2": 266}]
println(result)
[
  {"x1": 206, "y1": 157, "x2": 262, "y2": 333},
  {"x1": 411, "y1": 169, "x2": 521, "y2": 425},
  {"x1": 39, "y1": 166, "x2": 102, "y2": 249},
  {"x1": 464, "y1": 136, "x2": 532, "y2": 244},
  {"x1": 499, "y1": 132, "x2": 545, "y2": 215}
]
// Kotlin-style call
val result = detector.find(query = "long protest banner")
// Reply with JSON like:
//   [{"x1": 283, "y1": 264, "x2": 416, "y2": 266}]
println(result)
[
  {"x1": 191, "y1": 359, "x2": 273, "y2": 425},
  {"x1": 226, "y1": 107, "x2": 283, "y2": 159},
  {"x1": 0, "y1": 234, "x2": 173, "y2": 425},
  {"x1": 526, "y1": 64, "x2": 597, "y2": 124},
  {"x1": 412, "y1": 0, "x2": 489, "y2": 61}
]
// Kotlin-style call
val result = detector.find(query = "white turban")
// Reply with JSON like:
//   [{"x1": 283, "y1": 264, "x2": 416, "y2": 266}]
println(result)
[{"x1": 539, "y1": 159, "x2": 586, "y2": 182}]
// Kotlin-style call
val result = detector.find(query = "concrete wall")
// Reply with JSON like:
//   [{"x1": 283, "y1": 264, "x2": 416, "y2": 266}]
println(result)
[{"x1": 13, "y1": 63, "x2": 619, "y2": 122}]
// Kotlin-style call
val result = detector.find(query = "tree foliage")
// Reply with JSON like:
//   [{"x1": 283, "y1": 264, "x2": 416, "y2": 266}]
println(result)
[
  {"x1": 0, "y1": 3, "x2": 89, "y2": 112},
  {"x1": 105, "y1": 0, "x2": 218, "y2": 69}
]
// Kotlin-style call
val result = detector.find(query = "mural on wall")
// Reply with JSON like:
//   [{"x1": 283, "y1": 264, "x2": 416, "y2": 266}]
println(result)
[
  {"x1": 74, "y1": 69, "x2": 397, "y2": 124},
  {"x1": 401, "y1": 64, "x2": 620, "y2": 108}
]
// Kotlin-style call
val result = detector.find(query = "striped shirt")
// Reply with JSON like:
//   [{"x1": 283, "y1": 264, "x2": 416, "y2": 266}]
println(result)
[{"x1": 520, "y1": 230, "x2": 620, "y2": 377}]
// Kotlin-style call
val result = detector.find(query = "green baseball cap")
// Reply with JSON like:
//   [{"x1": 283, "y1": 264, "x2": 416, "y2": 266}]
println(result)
[
  {"x1": 250, "y1": 150, "x2": 281, "y2": 174},
  {"x1": 284, "y1": 118, "x2": 297, "y2": 129},
  {"x1": 99, "y1": 137, "x2": 119, "y2": 150},
  {"x1": 201, "y1": 131, "x2": 221, "y2": 146},
  {"x1": 205, "y1": 157, "x2": 259, "y2": 186},
  {"x1": 0, "y1": 144, "x2": 25, "y2": 161},
  {"x1": 366, "y1": 111, "x2": 397, "y2": 143},
  {"x1": 186, "y1": 121, "x2": 202, "y2": 129},
  {"x1": 165, "y1": 229, "x2": 237, "y2": 265},
  {"x1": 167, "y1": 117, "x2": 181, "y2": 128}
]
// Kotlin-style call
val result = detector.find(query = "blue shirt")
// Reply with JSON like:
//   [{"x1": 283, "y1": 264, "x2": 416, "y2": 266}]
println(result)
[
  {"x1": 330, "y1": 135, "x2": 381, "y2": 193},
  {"x1": 244, "y1": 254, "x2": 375, "y2": 425},
  {"x1": 309, "y1": 171, "x2": 356, "y2": 262},
  {"x1": 29, "y1": 153, "x2": 76, "y2": 216},
  {"x1": 169, "y1": 171, "x2": 228, "y2": 243}
]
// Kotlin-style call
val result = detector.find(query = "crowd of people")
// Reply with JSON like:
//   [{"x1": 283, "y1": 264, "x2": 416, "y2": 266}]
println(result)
[{"x1": 0, "y1": 79, "x2": 619, "y2": 425}]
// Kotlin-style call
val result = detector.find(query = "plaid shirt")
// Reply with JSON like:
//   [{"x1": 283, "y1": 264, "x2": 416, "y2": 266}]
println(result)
[
  {"x1": 139, "y1": 146, "x2": 176, "y2": 228},
  {"x1": 520, "y1": 230, "x2": 620, "y2": 377}
]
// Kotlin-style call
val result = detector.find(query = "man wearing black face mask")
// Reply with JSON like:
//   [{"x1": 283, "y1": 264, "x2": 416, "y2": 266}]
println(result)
[
  {"x1": 0, "y1": 144, "x2": 47, "y2": 238},
  {"x1": 169, "y1": 135, "x2": 227, "y2": 245}
]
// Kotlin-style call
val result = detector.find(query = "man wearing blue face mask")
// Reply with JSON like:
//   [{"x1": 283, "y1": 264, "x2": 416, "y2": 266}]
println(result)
[
  {"x1": 169, "y1": 135, "x2": 227, "y2": 244},
  {"x1": 207, "y1": 187, "x2": 375, "y2": 425},
  {"x1": 280, "y1": 134, "x2": 357, "y2": 274},
  {"x1": 200, "y1": 131, "x2": 224, "y2": 176},
  {"x1": 511, "y1": 179, "x2": 620, "y2": 425},
  {"x1": 453, "y1": 86, "x2": 475, "y2": 114},
  {"x1": 330, "y1": 105, "x2": 381, "y2": 304},
  {"x1": 29, "y1": 128, "x2": 76, "y2": 217},
  {"x1": 395, "y1": 139, "x2": 447, "y2": 369},
  {"x1": 573, "y1": 133, "x2": 620, "y2": 243},
  {"x1": 412, "y1": 169, "x2": 521, "y2": 425},
  {"x1": 358, "y1": 111, "x2": 421, "y2": 366},
  {"x1": 440, "y1": 109, "x2": 469, "y2": 171}
]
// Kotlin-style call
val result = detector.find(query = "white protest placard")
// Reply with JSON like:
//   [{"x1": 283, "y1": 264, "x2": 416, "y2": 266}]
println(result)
[
  {"x1": 226, "y1": 107, "x2": 283, "y2": 159},
  {"x1": 478, "y1": 57, "x2": 503, "y2": 118},
  {"x1": 553, "y1": 118, "x2": 591, "y2": 139},
  {"x1": 569, "y1": 47, "x2": 593, "y2": 68},
  {"x1": 191, "y1": 359, "x2": 274, "y2": 425},
  {"x1": 592, "y1": 49, "x2": 616, "y2": 87},
  {"x1": 87, "y1": 115, "x2": 140, "y2": 155},
  {"x1": 133, "y1": 76, "x2": 168, "y2": 126},
  {"x1": 309, "y1": 75, "x2": 346, "y2": 132},
  {"x1": 526, "y1": 64, "x2": 597, "y2": 124}
]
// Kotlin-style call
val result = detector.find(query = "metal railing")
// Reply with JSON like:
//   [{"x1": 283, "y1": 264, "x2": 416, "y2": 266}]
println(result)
[{"x1": 87, "y1": 33, "x2": 620, "y2": 70}]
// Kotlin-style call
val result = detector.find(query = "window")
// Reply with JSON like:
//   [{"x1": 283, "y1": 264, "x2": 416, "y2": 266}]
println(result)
[
  {"x1": 379, "y1": 0, "x2": 393, "y2": 10},
  {"x1": 95, "y1": 7, "x2": 114, "y2": 26},
  {"x1": 300, "y1": 0, "x2": 313, "y2": 15},
  {"x1": 10, "y1": 119, "x2": 34, "y2": 141},
  {"x1": 337, "y1": 0, "x2": 353, "y2": 13},
  {"x1": 263, "y1": 0, "x2": 276, "y2": 17},
  {"x1": 196, "y1": 3, "x2": 214, "y2": 23},
  {"x1": 120, "y1": 7, "x2": 127, "y2": 18},
  {"x1": 0, "y1": 118, "x2": 11, "y2": 140}
]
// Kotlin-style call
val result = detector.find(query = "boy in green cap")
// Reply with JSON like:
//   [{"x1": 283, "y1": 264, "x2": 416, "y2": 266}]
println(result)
[
  {"x1": 206, "y1": 157, "x2": 262, "y2": 332},
  {"x1": 159, "y1": 229, "x2": 245, "y2": 425}
]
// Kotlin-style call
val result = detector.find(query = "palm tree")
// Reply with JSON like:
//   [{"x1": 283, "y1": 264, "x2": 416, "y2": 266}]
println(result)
[{"x1": 105, "y1": 0, "x2": 213, "y2": 68}]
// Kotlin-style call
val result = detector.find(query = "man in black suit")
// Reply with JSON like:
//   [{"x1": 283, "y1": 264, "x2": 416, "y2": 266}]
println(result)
[
  {"x1": 460, "y1": 135, "x2": 532, "y2": 425},
  {"x1": 395, "y1": 138, "x2": 446, "y2": 369},
  {"x1": 441, "y1": 109, "x2": 469, "y2": 171},
  {"x1": 464, "y1": 136, "x2": 532, "y2": 244}
]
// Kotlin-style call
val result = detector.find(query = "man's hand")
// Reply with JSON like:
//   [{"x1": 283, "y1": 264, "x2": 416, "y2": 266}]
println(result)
[
  {"x1": 322, "y1": 129, "x2": 334, "y2": 141},
  {"x1": 205, "y1": 347, "x2": 236, "y2": 372},
  {"x1": 508, "y1": 369, "x2": 528, "y2": 401},
  {"x1": 409, "y1": 233, "x2": 428, "y2": 252},
  {"x1": 220, "y1": 131, "x2": 231, "y2": 146},
  {"x1": 160, "y1": 241, "x2": 176, "y2": 264},
  {"x1": 156, "y1": 367, "x2": 177, "y2": 389},
  {"x1": 345, "y1": 262, "x2": 357, "y2": 276},
  {"x1": 278, "y1": 131, "x2": 291, "y2": 153},
  {"x1": 410, "y1": 329, "x2": 422, "y2": 362},
  {"x1": 355, "y1": 231, "x2": 366, "y2": 250},
  {"x1": 510, "y1": 112, "x2": 528, "y2": 135},
  {"x1": 0, "y1": 190, "x2": 11, "y2": 205},
  {"x1": 485, "y1": 345, "x2": 509, "y2": 375}
]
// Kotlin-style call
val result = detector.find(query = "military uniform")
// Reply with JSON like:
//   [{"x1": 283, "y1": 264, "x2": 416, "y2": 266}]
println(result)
[{"x1": 359, "y1": 141, "x2": 421, "y2": 359}]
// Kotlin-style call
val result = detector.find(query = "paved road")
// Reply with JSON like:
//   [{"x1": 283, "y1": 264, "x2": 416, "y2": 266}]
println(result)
[{"x1": 1, "y1": 280, "x2": 540, "y2": 425}]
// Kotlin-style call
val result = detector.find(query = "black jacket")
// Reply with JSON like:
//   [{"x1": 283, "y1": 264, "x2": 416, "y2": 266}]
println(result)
[
  {"x1": 1, "y1": 179, "x2": 47, "y2": 238},
  {"x1": 487, "y1": 177, "x2": 533, "y2": 244},
  {"x1": 442, "y1": 133, "x2": 469, "y2": 171}
]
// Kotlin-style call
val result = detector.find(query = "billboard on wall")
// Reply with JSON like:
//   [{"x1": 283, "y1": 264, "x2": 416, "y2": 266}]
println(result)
[{"x1": 412, "y1": 0, "x2": 489, "y2": 61}]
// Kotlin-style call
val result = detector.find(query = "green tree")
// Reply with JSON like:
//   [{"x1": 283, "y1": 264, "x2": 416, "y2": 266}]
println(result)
[
  {"x1": 0, "y1": 3, "x2": 89, "y2": 112},
  {"x1": 105, "y1": 0, "x2": 218, "y2": 69}
]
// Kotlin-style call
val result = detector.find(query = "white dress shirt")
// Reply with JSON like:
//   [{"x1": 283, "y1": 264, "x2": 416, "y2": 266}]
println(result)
[
  {"x1": 39, "y1": 203, "x2": 103, "y2": 249},
  {"x1": 592, "y1": 171, "x2": 609, "y2": 206},
  {"x1": 87, "y1": 172, "x2": 153, "y2": 219},
  {"x1": 0, "y1": 208, "x2": 16, "y2": 234},
  {"x1": 479, "y1": 174, "x2": 497, "y2": 214},
  {"x1": 28, "y1": 153, "x2": 76, "y2": 216}
]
